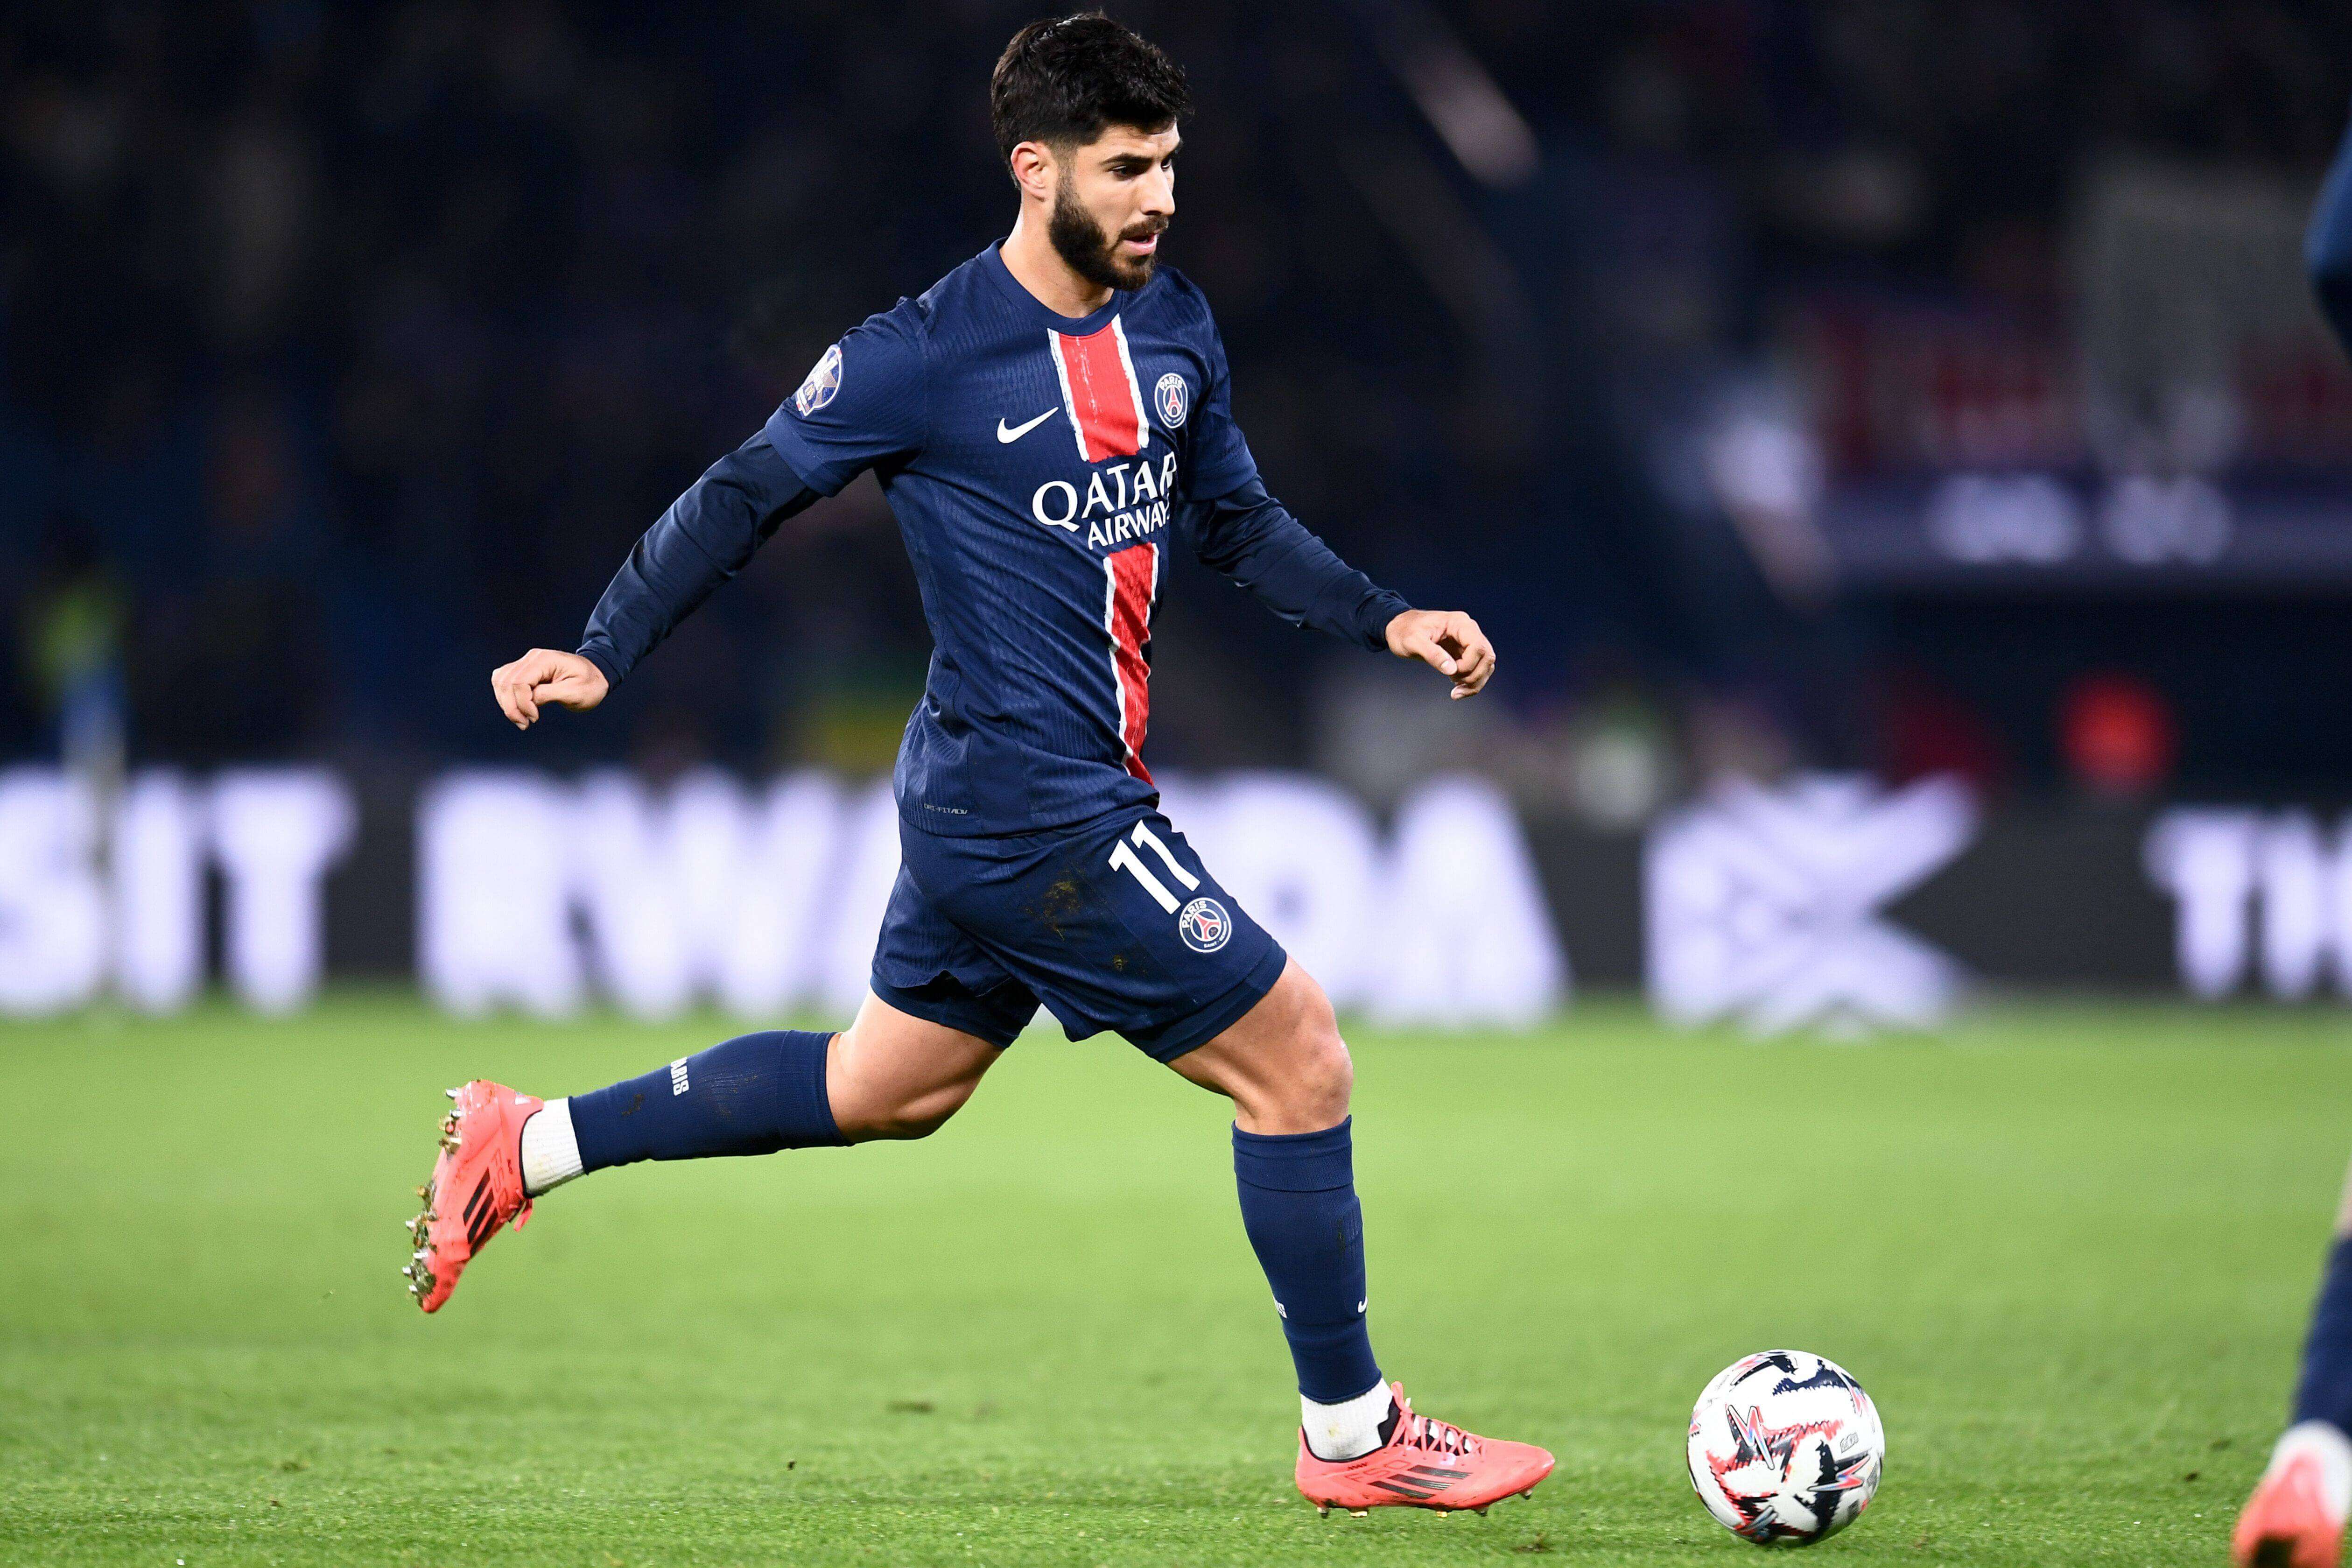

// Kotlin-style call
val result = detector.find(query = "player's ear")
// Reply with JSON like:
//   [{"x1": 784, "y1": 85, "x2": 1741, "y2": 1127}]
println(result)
[{"x1": 1009, "y1": 140, "x2": 1057, "y2": 202}]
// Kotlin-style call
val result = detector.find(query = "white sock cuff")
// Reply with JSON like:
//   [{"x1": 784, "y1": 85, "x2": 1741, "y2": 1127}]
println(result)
[
  {"x1": 520, "y1": 1097, "x2": 583, "y2": 1196},
  {"x1": 1302, "y1": 1379, "x2": 1394, "y2": 1463},
  {"x1": 2274, "y1": 1421, "x2": 2352, "y2": 1519}
]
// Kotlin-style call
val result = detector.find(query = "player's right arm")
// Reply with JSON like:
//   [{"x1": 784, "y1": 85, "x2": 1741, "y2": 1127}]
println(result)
[
  {"x1": 493, "y1": 305, "x2": 927, "y2": 731},
  {"x1": 491, "y1": 436, "x2": 818, "y2": 730}
]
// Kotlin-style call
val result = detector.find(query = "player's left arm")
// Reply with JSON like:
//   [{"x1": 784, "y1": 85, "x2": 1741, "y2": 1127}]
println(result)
[
  {"x1": 1180, "y1": 293, "x2": 1494, "y2": 698},
  {"x1": 491, "y1": 435, "x2": 816, "y2": 730},
  {"x1": 1188, "y1": 480, "x2": 1495, "y2": 698}
]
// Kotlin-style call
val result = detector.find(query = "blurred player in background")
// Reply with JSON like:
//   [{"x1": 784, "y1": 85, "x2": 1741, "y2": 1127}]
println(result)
[
  {"x1": 406, "y1": 12, "x2": 1552, "y2": 1520},
  {"x1": 2233, "y1": 109, "x2": 2352, "y2": 1568}
]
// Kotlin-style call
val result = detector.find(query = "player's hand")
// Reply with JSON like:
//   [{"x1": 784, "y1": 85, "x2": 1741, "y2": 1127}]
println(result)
[
  {"x1": 1385, "y1": 610, "x2": 1495, "y2": 699},
  {"x1": 491, "y1": 649, "x2": 610, "y2": 730}
]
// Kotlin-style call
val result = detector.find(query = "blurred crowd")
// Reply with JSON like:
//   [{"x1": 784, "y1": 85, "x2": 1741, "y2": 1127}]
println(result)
[{"x1": 5, "y1": 1, "x2": 2351, "y2": 809}]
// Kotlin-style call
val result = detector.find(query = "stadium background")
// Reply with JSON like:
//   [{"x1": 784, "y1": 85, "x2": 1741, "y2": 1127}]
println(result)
[
  {"x1": 12, "y1": 0, "x2": 2352, "y2": 1025},
  {"x1": 7, "y1": 3, "x2": 2352, "y2": 1564}
]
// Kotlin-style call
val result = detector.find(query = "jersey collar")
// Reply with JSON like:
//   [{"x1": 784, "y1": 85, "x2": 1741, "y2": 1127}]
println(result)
[{"x1": 981, "y1": 241, "x2": 1130, "y2": 336}]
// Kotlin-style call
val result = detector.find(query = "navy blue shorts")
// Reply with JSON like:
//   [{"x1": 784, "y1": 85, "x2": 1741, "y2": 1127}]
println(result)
[{"x1": 871, "y1": 806, "x2": 1287, "y2": 1061}]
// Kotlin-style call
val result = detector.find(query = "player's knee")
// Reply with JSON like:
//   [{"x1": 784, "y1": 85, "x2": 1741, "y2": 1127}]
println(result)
[
  {"x1": 1274, "y1": 985, "x2": 1353, "y2": 1128},
  {"x1": 1301, "y1": 1025, "x2": 1354, "y2": 1126}
]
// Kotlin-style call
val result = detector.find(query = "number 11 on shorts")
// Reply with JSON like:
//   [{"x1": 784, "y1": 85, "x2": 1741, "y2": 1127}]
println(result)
[{"x1": 1107, "y1": 820, "x2": 1198, "y2": 913}]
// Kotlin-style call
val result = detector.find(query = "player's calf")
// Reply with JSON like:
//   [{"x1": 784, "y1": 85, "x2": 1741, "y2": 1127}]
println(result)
[
  {"x1": 559, "y1": 1028, "x2": 848, "y2": 1170},
  {"x1": 1172, "y1": 960, "x2": 1552, "y2": 1498},
  {"x1": 1176, "y1": 964, "x2": 1397, "y2": 1458}
]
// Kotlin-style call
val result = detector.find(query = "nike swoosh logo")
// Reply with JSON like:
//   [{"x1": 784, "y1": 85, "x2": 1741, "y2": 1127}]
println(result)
[{"x1": 997, "y1": 409, "x2": 1055, "y2": 443}]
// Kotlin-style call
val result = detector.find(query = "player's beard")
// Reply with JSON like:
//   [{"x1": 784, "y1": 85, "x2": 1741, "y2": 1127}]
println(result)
[{"x1": 1049, "y1": 172, "x2": 1166, "y2": 293}]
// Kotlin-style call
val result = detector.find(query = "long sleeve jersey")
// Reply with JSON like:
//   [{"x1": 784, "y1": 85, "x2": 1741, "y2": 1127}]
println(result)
[{"x1": 577, "y1": 242, "x2": 1411, "y2": 837}]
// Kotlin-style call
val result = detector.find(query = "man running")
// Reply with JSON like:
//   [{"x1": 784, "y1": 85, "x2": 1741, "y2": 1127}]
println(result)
[{"x1": 411, "y1": 12, "x2": 1550, "y2": 1520}]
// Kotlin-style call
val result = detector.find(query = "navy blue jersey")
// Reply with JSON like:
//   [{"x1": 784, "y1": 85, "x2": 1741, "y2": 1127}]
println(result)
[{"x1": 578, "y1": 242, "x2": 1410, "y2": 838}]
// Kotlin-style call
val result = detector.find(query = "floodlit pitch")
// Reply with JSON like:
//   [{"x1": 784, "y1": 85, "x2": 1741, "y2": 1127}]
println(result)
[{"x1": 0, "y1": 993, "x2": 2336, "y2": 1565}]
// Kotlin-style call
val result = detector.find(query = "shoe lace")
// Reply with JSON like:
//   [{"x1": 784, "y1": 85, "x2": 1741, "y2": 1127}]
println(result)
[{"x1": 1397, "y1": 1397, "x2": 1482, "y2": 1460}]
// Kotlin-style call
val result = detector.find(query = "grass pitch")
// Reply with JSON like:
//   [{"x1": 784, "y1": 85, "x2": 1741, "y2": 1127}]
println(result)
[{"x1": 0, "y1": 995, "x2": 2346, "y2": 1565}]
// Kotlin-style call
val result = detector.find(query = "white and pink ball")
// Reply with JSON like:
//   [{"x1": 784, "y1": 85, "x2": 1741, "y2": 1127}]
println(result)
[{"x1": 1686, "y1": 1350, "x2": 1885, "y2": 1546}]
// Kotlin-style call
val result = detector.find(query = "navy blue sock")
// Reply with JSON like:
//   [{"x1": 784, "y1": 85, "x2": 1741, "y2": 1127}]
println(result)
[
  {"x1": 570, "y1": 1029, "x2": 844, "y2": 1173},
  {"x1": 1233, "y1": 1117, "x2": 1383, "y2": 1404},
  {"x1": 2295, "y1": 1236, "x2": 2352, "y2": 1432}
]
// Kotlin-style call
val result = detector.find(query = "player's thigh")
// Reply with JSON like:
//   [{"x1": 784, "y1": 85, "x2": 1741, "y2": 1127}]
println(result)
[
  {"x1": 1165, "y1": 957, "x2": 1354, "y2": 1135},
  {"x1": 848, "y1": 862, "x2": 1036, "y2": 1140},
  {"x1": 828, "y1": 988, "x2": 1005, "y2": 1141},
  {"x1": 872, "y1": 857, "x2": 1044, "y2": 1050},
  {"x1": 899, "y1": 810, "x2": 1284, "y2": 1062}
]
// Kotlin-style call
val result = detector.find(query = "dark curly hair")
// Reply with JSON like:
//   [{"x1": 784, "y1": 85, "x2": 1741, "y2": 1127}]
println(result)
[{"x1": 990, "y1": 13, "x2": 1191, "y2": 165}]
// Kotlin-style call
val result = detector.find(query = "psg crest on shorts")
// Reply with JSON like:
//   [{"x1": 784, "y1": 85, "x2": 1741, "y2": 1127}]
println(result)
[
  {"x1": 1154, "y1": 372, "x2": 1188, "y2": 429},
  {"x1": 793, "y1": 343, "x2": 843, "y2": 416},
  {"x1": 1178, "y1": 895, "x2": 1229, "y2": 953}
]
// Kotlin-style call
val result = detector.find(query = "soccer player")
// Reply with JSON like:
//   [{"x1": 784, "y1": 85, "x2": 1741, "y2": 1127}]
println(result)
[
  {"x1": 407, "y1": 13, "x2": 1553, "y2": 1520},
  {"x1": 2233, "y1": 114, "x2": 2352, "y2": 1568}
]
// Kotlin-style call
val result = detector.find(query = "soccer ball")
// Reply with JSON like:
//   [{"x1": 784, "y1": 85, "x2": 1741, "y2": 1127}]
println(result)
[{"x1": 1685, "y1": 1350, "x2": 1884, "y2": 1546}]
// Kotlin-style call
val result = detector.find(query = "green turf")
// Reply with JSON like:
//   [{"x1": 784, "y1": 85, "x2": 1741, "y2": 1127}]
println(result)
[{"x1": 1, "y1": 994, "x2": 2347, "y2": 1565}]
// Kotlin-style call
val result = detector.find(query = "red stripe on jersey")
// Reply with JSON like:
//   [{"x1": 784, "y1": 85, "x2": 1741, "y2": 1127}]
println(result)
[
  {"x1": 1049, "y1": 318, "x2": 1147, "y2": 462},
  {"x1": 1104, "y1": 542, "x2": 1158, "y2": 781}
]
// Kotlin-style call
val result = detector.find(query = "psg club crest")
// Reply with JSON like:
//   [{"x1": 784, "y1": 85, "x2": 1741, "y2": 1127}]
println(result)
[
  {"x1": 1178, "y1": 896, "x2": 1229, "y2": 953},
  {"x1": 1154, "y1": 372, "x2": 1188, "y2": 429},
  {"x1": 793, "y1": 343, "x2": 843, "y2": 416}
]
